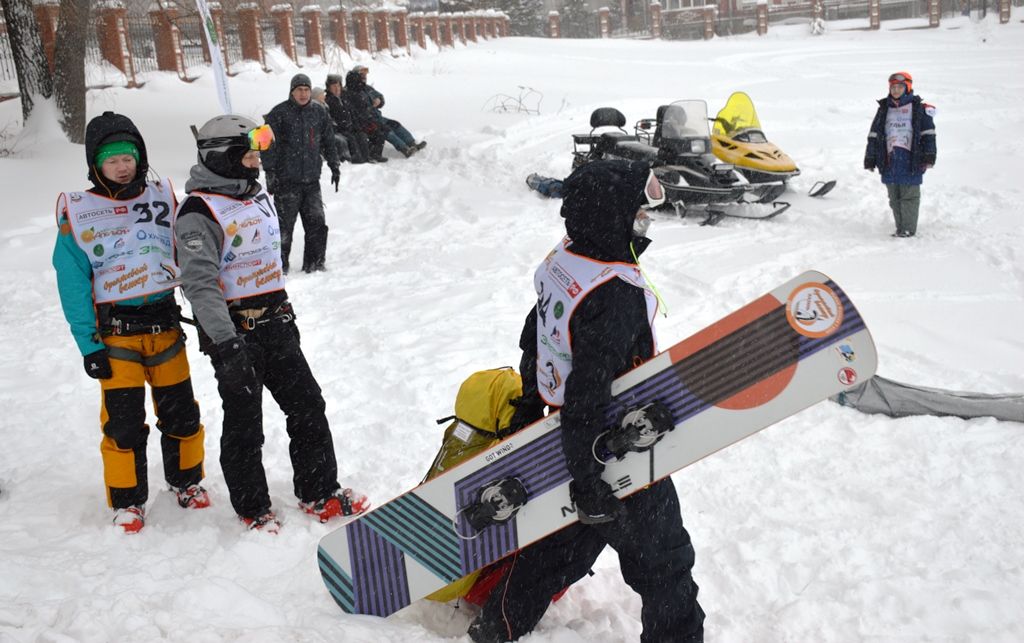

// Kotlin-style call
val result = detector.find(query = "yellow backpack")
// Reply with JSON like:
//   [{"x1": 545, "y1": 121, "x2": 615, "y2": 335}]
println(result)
[{"x1": 423, "y1": 367, "x2": 523, "y2": 603}]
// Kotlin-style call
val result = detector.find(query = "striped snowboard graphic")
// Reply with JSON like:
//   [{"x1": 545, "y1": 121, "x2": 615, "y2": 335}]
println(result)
[{"x1": 318, "y1": 271, "x2": 877, "y2": 617}]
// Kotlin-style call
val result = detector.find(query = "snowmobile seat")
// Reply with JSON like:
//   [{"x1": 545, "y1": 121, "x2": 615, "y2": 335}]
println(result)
[
  {"x1": 612, "y1": 140, "x2": 659, "y2": 162},
  {"x1": 572, "y1": 107, "x2": 633, "y2": 147}
]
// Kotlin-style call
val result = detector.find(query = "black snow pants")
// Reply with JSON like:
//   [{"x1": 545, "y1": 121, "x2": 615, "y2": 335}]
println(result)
[
  {"x1": 469, "y1": 478, "x2": 705, "y2": 643},
  {"x1": 209, "y1": 319, "x2": 340, "y2": 519},
  {"x1": 273, "y1": 181, "x2": 328, "y2": 273}
]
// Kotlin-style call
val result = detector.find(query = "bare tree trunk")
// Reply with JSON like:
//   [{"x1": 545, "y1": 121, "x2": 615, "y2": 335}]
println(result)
[
  {"x1": 0, "y1": 0, "x2": 54, "y2": 121},
  {"x1": 52, "y1": 0, "x2": 90, "y2": 143}
]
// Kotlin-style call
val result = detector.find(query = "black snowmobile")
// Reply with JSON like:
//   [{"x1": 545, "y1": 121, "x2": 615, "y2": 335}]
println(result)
[{"x1": 571, "y1": 101, "x2": 790, "y2": 225}]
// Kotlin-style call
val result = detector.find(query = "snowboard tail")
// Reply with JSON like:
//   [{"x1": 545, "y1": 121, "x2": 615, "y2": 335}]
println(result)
[{"x1": 319, "y1": 271, "x2": 876, "y2": 617}]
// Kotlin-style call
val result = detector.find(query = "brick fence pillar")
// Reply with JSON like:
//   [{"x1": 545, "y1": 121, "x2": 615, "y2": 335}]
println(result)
[
  {"x1": 649, "y1": 2, "x2": 662, "y2": 38},
  {"x1": 548, "y1": 11, "x2": 560, "y2": 37},
  {"x1": 498, "y1": 15, "x2": 509, "y2": 37},
  {"x1": 927, "y1": 0, "x2": 940, "y2": 27},
  {"x1": 476, "y1": 14, "x2": 487, "y2": 38},
  {"x1": 756, "y1": 2, "x2": 769, "y2": 35},
  {"x1": 466, "y1": 12, "x2": 477, "y2": 41},
  {"x1": 271, "y1": 5, "x2": 297, "y2": 63},
  {"x1": 32, "y1": 0, "x2": 60, "y2": 73},
  {"x1": 328, "y1": 8, "x2": 349, "y2": 53},
  {"x1": 149, "y1": 4, "x2": 187, "y2": 78},
  {"x1": 703, "y1": 5, "x2": 715, "y2": 39},
  {"x1": 395, "y1": 10, "x2": 409, "y2": 51},
  {"x1": 868, "y1": 0, "x2": 880, "y2": 30},
  {"x1": 426, "y1": 13, "x2": 440, "y2": 45},
  {"x1": 237, "y1": 4, "x2": 265, "y2": 66},
  {"x1": 598, "y1": 7, "x2": 610, "y2": 37},
  {"x1": 301, "y1": 6, "x2": 324, "y2": 58},
  {"x1": 812, "y1": 0, "x2": 824, "y2": 21},
  {"x1": 352, "y1": 9, "x2": 371, "y2": 51},
  {"x1": 440, "y1": 15, "x2": 454, "y2": 46},
  {"x1": 999, "y1": 0, "x2": 1010, "y2": 23},
  {"x1": 96, "y1": 3, "x2": 138, "y2": 87},
  {"x1": 409, "y1": 13, "x2": 425, "y2": 48},
  {"x1": 372, "y1": 10, "x2": 390, "y2": 52},
  {"x1": 454, "y1": 13, "x2": 466, "y2": 43}
]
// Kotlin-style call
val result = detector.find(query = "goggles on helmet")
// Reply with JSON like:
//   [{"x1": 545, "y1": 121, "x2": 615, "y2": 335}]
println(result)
[
  {"x1": 198, "y1": 124, "x2": 275, "y2": 152},
  {"x1": 888, "y1": 73, "x2": 910, "y2": 84},
  {"x1": 642, "y1": 170, "x2": 665, "y2": 209}
]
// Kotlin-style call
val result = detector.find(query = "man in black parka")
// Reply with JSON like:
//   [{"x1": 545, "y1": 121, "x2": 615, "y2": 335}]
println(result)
[
  {"x1": 262, "y1": 73, "x2": 340, "y2": 273},
  {"x1": 468, "y1": 160, "x2": 705, "y2": 643}
]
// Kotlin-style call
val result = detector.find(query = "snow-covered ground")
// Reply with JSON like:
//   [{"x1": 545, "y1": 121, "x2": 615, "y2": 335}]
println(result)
[{"x1": 2, "y1": 15, "x2": 1023, "y2": 642}]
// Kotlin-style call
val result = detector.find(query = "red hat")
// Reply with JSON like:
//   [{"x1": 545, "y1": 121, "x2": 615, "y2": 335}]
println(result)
[{"x1": 889, "y1": 71, "x2": 913, "y2": 93}]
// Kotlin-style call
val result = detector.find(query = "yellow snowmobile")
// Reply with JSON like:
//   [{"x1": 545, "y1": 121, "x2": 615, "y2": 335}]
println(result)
[{"x1": 711, "y1": 92, "x2": 835, "y2": 198}]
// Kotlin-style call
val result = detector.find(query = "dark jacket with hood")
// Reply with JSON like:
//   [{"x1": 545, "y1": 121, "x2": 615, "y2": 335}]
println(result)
[
  {"x1": 864, "y1": 91, "x2": 937, "y2": 186},
  {"x1": 262, "y1": 89, "x2": 340, "y2": 187},
  {"x1": 512, "y1": 160, "x2": 655, "y2": 493},
  {"x1": 343, "y1": 70, "x2": 384, "y2": 134}
]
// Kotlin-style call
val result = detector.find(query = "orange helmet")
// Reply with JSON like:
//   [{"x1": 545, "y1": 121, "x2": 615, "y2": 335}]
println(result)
[{"x1": 888, "y1": 71, "x2": 913, "y2": 93}]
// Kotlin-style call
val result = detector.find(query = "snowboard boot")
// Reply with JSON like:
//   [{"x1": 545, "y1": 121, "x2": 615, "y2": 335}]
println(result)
[
  {"x1": 300, "y1": 488, "x2": 370, "y2": 523},
  {"x1": 242, "y1": 512, "x2": 281, "y2": 534},
  {"x1": 401, "y1": 146, "x2": 417, "y2": 158},
  {"x1": 175, "y1": 484, "x2": 211, "y2": 509},
  {"x1": 113, "y1": 506, "x2": 145, "y2": 534}
]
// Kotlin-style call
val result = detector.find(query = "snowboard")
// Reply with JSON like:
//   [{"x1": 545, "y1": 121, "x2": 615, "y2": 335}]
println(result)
[{"x1": 318, "y1": 270, "x2": 877, "y2": 617}]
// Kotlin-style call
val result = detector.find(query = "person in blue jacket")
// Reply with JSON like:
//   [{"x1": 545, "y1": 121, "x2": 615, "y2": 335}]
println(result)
[
  {"x1": 864, "y1": 71, "x2": 937, "y2": 237},
  {"x1": 52, "y1": 112, "x2": 208, "y2": 533}
]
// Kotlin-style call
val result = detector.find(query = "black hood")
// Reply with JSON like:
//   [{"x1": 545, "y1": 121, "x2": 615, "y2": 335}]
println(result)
[
  {"x1": 85, "y1": 111, "x2": 149, "y2": 199},
  {"x1": 561, "y1": 160, "x2": 651, "y2": 262},
  {"x1": 345, "y1": 70, "x2": 366, "y2": 93}
]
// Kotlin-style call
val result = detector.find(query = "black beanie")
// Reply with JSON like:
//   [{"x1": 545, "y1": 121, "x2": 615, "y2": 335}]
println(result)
[{"x1": 290, "y1": 73, "x2": 312, "y2": 92}]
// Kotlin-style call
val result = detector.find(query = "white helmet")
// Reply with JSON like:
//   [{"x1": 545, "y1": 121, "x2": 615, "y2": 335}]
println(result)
[{"x1": 194, "y1": 114, "x2": 263, "y2": 179}]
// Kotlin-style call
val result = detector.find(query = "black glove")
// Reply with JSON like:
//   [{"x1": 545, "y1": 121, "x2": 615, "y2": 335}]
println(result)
[
  {"x1": 863, "y1": 159, "x2": 875, "y2": 171},
  {"x1": 83, "y1": 349, "x2": 112, "y2": 380},
  {"x1": 570, "y1": 478, "x2": 624, "y2": 525},
  {"x1": 330, "y1": 166, "x2": 340, "y2": 192},
  {"x1": 213, "y1": 337, "x2": 258, "y2": 397},
  {"x1": 922, "y1": 153, "x2": 936, "y2": 168},
  {"x1": 264, "y1": 173, "x2": 278, "y2": 195}
]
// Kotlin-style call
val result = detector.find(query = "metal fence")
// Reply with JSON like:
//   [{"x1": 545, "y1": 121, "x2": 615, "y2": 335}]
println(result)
[{"x1": 0, "y1": 26, "x2": 16, "y2": 85}]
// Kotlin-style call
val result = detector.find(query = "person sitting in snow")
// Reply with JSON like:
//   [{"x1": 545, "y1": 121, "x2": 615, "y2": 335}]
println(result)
[
  {"x1": 467, "y1": 160, "x2": 705, "y2": 642},
  {"x1": 864, "y1": 71, "x2": 937, "y2": 238},
  {"x1": 52, "y1": 111, "x2": 209, "y2": 534},
  {"x1": 325, "y1": 73, "x2": 369, "y2": 164},
  {"x1": 171, "y1": 114, "x2": 369, "y2": 533},
  {"x1": 351, "y1": 64, "x2": 426, "y2": 159}
]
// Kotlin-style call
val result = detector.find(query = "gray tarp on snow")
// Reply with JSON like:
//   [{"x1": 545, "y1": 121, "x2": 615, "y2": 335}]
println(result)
[{"x1": 831, "y1": 375, "x2": 1024, "y2": 423}]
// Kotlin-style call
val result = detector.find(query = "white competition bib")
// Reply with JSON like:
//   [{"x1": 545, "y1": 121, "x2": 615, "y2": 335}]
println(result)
[
  {"x1": 885, "y1": 103, "x2": 913, "y2": 153},
  {"x1": 59, "y1": 181, "x2": 179, "y2": 303},
  {"x1": 534, "y1": 238, "x2": 658, "y2": 406}
]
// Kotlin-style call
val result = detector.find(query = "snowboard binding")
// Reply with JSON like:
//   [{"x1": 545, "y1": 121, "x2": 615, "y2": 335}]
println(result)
[
  {"x1": 454, "y1": 478, "x2": 529, "y2": 539},
  {"x1": 595, "y1": 401, "x2": 676, "y2": 462}
]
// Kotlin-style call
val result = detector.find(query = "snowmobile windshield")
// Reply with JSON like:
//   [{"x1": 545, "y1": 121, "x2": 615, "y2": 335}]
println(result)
[
  {"x1": 659, "y1": 101, "x2": 711, "y2": 141},
  {"x1": 712, "y1": 92, "x2": 763, "y2": 137}
]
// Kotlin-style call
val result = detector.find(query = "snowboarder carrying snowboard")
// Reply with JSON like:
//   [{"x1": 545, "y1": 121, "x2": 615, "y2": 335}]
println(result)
[
  {"x1": 52, "y1": 111, "x2": 209, "y2": 534},
  {"x1": 467, "y1": 160, "x2": 705, "y2": 642},
  {"x1": 171, "y1": 115, "x2": 368, "y2": 533},
  {"x1": 864, "y1": 71, "x2": 937, "y2": 238}
]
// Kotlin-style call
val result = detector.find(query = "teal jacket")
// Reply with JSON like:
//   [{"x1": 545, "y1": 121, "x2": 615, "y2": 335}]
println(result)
[{"x1": 53, "y1": 214, "x2": 172, "y2": 356}]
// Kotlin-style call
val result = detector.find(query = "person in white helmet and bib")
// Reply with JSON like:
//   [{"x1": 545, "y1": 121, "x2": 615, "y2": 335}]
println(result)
[{"x1": 171, "y1": 115, "x2": 368, "y2": 533}]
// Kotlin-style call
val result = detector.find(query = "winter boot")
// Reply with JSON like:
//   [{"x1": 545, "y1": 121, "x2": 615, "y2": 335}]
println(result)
[
  {"x1": 113, "y1": 506, "x2": 145, "y2": 534},
  {"x1": 300, "y1": 488, "x2": 370, "y2": 523},
  {"x1": 401, "y1": 146, "x2": 417, "y2": 159},
  {"x1": 241, "y1": 512, "x2": 281, "y2": 534},
  {"x1": 175, "y1": 484, "x2": 211, "y2": 509},
  {"x1": 414, "y1": 141, "x2": 427, "y2": 151}
]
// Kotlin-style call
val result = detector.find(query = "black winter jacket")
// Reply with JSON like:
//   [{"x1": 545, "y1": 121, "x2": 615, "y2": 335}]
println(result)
[
  {"x1": 344, "y1": 71, "x2": 385, "y2": 134},
  {"x1": 262, "y1": 96, "x2": 339, "y2": 187},
  {"x1": 514, "y1": 160, "x2": 656, "y2": 490},
  {"x1": 325, "y1": 92, "x2": 356, "y2": 136}
]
